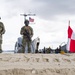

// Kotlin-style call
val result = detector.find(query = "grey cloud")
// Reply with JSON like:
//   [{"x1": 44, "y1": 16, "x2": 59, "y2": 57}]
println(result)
[
  {"x1": 1, "y1": 0, "x2": 33, "y2": 18},
  {"x1": 31, "y1": 0, "x2": 75, "y2": 19},
  {"x1": 1, "y1": 0, "x2": 75, "y2": 20}
]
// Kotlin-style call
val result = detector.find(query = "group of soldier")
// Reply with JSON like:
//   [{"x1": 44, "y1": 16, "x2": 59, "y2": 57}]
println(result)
[{"x1": 0, "y1": 17, "x2": 34, "y2": 53}]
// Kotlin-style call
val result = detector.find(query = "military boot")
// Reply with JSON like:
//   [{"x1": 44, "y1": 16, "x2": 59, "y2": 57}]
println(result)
[{"x1": 0, "y1": 49, "x2": 2, "y2": 53}]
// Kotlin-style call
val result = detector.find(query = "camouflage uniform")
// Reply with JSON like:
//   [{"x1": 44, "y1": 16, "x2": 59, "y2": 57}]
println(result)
[
  {"x1": 0, "y1": 22, "x2": 5, "y2": 53},
  {"x1": 20, "y1": 25, "x2": 33, "y2": 53}
]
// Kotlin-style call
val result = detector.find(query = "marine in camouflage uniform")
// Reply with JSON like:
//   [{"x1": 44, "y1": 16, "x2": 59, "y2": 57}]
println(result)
[
  {"x1": 20, "y1": 20, "x2": 33, "y2": 53},
  {"x1": 0, "y1": 20, "x2": 5, "y2": 53}
]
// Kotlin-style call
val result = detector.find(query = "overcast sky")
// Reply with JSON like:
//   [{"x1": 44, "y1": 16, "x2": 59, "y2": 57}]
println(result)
[{"x1": 0, "y1": 0, "x2": 75, "y2": 50}]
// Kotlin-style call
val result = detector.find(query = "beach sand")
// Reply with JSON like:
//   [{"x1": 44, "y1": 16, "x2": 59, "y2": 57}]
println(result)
[{"x1": 0, "y1": 53, "x2": 75, "y2": 75}]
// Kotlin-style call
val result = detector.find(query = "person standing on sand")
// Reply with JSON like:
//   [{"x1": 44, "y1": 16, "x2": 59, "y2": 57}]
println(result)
[
  {"x1": 20, "y1": 19, "x2": 33, "y2": 53},
  {"x1": 0, "y1": 17, "x2": 5, "y2": 53}
]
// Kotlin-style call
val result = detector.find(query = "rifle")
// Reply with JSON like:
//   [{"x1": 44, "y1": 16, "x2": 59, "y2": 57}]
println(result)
[{"x1": 23, "y1": 29, "x2": 31, "y2": 41}]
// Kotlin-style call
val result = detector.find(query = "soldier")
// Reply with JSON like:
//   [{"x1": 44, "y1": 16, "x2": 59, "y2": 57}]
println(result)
[
  {"x1": 20, "y1": 19, "x2": 33, "y2": 53},
  {"x1": 0, "y1": 17, "x2": 5, "y2": 53}
]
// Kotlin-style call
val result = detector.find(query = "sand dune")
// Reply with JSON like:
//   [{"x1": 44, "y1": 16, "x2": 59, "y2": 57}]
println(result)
[{"x1": 0, "y1": 53, "x2": 75, "y2": 75}]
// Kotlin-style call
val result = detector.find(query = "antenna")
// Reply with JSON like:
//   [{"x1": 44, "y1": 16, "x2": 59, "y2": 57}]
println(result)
[{"x1": 20, "y1": 13, "x2": 36, "y2": 21}]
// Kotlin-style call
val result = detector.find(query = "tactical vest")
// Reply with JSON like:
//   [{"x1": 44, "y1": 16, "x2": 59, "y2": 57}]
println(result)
[
  {"x1": 0, "y1": 22, "x2": 3, "y2": 33},
  {"x1": 24, "y1": 26, "x2": 32, "y2": 35}
]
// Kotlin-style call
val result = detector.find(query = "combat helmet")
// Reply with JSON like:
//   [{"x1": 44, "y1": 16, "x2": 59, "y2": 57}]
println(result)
[{"x1": 24, "y1": 19, "x2": 29, "y2": 26}]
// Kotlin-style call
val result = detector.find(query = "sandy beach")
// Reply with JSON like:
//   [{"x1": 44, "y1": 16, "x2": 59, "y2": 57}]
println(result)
[{"x1": 0, "y1": 53, "x2": 75, "y2": 75}]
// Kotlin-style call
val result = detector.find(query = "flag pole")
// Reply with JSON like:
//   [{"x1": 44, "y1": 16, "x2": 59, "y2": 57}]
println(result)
[{"x1": 68, "y1": 20, "x2": 70, "y2": 26}]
